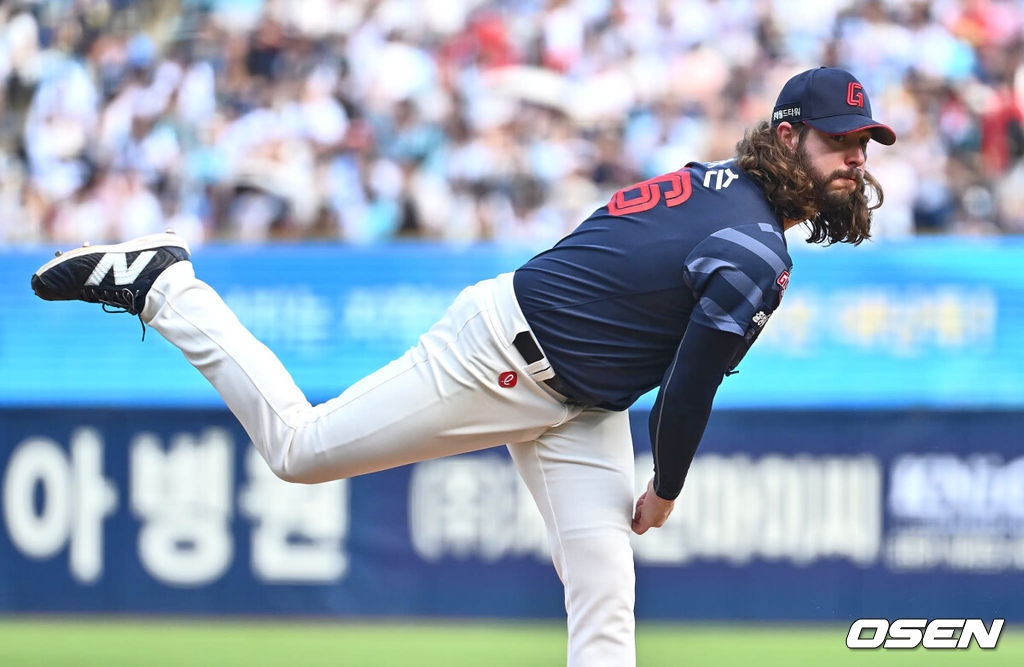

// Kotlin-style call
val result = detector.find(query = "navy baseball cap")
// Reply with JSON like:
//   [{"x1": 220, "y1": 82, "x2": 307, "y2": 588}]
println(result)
[{"x1": 771, "y1": 67, "x2": 896, "y2": 145}]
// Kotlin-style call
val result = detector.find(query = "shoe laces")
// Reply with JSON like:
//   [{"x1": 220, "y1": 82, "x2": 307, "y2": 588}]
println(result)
[{"x1": 85, "y1": 286, "x2": 147, "y2": 340}]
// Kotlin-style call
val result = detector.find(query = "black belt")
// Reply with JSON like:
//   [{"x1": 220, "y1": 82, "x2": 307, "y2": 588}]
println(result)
[{"x1": 512, "y1": 331, "x2": 578, "y2": 401}]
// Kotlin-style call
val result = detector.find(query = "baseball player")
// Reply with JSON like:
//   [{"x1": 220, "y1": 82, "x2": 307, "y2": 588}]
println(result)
[{"x1": 32, "y1": 67, "x2": 894, "y2": 666}]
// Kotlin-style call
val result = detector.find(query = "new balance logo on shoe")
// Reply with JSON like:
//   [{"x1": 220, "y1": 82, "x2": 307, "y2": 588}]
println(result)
[
  {"x1": 86, "y1": 251, "x2": 157, "y2": 286},
  {"x1": 31, "y1": 232, "x2": 190, "y2": 319}
]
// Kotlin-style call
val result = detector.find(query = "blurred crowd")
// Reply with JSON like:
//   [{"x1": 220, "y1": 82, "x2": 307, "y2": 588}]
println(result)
[{"x1": 1, "y1": 0, "x2": 1023, "y2": 246}]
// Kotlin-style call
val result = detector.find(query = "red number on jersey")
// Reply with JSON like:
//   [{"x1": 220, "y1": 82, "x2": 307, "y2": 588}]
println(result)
[{"x1": 608, "y1": 170, "x2": 692, "y2": 216}]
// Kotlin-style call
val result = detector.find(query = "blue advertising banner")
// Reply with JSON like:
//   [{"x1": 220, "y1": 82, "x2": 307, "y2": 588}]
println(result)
[
  {"x1": 1, "y1": 407, "x2": 1022, "y2": 621},
  {"x1": 2, "y1": 237, "x2": 1024, "y2": 408}
]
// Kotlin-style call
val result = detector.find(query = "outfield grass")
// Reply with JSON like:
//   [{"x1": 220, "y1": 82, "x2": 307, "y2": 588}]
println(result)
[{"x1": 0, "y1": 619, "x2": 1017, "y2": 666}]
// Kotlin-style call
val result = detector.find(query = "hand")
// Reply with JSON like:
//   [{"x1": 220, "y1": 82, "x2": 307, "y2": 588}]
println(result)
[{"x1": 631, "y1": 476, "x2": 675, "y2": 535}]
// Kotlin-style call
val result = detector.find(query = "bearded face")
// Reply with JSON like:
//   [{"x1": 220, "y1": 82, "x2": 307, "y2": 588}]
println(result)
[
  {"x1": 796, "y1": 132, "x2": 875, "y2": 244},
  {"x1": 734, "y1": 121, "x2": 884, "y2": 245}
]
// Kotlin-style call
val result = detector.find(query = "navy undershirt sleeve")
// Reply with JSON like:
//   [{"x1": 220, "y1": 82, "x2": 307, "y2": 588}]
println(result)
[{"x1": 649, "y1": 321, "x2": 746, "y2": 500}]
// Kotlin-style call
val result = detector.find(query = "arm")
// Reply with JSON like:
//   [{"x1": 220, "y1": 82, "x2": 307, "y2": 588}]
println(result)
[{"x1": 632, "y1": 321, "x2": 744, "y2": 535}]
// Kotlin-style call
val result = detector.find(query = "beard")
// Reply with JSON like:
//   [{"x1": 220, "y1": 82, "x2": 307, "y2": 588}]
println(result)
[{"x1": 795, "y1": 140, "x2": 874, "y2": 245}]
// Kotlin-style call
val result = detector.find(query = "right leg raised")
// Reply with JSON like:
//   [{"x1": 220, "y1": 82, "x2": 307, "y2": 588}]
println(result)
[{"x1": 140, "y1": 261, "x2": 569, "y2": 483}]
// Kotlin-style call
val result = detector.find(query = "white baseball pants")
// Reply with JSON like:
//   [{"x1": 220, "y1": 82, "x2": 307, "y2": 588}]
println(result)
[{"x1": 142, "y1": 263, "x2": 636, "y2": 667}]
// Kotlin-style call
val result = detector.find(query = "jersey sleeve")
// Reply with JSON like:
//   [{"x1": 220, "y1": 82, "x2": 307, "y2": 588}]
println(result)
[
  {"x1": 683, "y1": 224, "x2": 792, "y2": 338},
  {"x1": 648, "y1": 322, "x2": 746, "y2": 500}
]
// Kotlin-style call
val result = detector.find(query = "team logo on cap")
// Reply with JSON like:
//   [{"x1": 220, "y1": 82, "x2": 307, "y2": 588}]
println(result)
[{"x1": 847, "y1": 82, "x2": 864, "y2": 107}]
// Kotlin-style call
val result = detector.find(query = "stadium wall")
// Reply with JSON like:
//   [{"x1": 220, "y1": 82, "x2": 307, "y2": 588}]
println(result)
[
  {"x1": 1, "y1": 407, "x2": 1022, "y2": 620},
  {"x1": 2, "y1": 241, "x2": 1022, "y2": 620}
]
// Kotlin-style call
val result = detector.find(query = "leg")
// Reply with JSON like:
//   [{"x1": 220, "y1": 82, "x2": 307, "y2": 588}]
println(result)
[
  {"x1": 142, "y1": 262, "x2": 571, "y2": 482},
  {"x1": 508, "y1": 408, "x2": 636, "y2": 667}
]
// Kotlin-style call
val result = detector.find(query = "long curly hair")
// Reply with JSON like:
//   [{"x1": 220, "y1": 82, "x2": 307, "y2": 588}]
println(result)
[{"x1": 735, "y1": 121, "x2": 884, "y2": 245}]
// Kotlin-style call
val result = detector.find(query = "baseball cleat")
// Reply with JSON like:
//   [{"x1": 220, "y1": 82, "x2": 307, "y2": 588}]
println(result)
[{"x1": 31, "y1": 232, "x2": 190, "y2": 317}]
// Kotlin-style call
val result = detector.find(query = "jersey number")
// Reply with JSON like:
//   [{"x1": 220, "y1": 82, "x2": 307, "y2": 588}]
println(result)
[{"x1": 608, "y1": 170, "x2": 692, "y2": 216}]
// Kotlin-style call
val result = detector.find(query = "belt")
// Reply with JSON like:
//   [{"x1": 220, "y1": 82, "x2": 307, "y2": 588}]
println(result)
[{"x1": 512, "y1": 331, "x2": 578, "y2": 401}]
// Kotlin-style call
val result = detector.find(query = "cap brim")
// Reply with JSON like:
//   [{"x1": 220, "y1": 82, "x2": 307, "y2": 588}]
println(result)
[{"x1": 805, "y1": 115, "x2": 896, "y2": 145}]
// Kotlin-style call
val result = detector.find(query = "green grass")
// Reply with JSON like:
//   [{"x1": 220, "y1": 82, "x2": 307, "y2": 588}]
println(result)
[{"x1": 0, "y1": 619, "x2": 1018, "y2": 666}]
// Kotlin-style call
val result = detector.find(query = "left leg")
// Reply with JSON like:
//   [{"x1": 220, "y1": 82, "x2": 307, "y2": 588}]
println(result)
[{"x1": 508, "y1": 408, "x2": 636, "y2": 667}]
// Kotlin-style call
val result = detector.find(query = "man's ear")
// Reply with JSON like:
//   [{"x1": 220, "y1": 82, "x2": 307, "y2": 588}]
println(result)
[{"x1": 775, "y1": 122, "x2": 800, "y2": 152}]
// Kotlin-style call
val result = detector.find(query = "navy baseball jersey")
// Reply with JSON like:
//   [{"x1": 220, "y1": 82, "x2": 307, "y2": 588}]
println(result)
[{"x1": 514, "y1": 158, "x2": 793, "y2": 497}]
